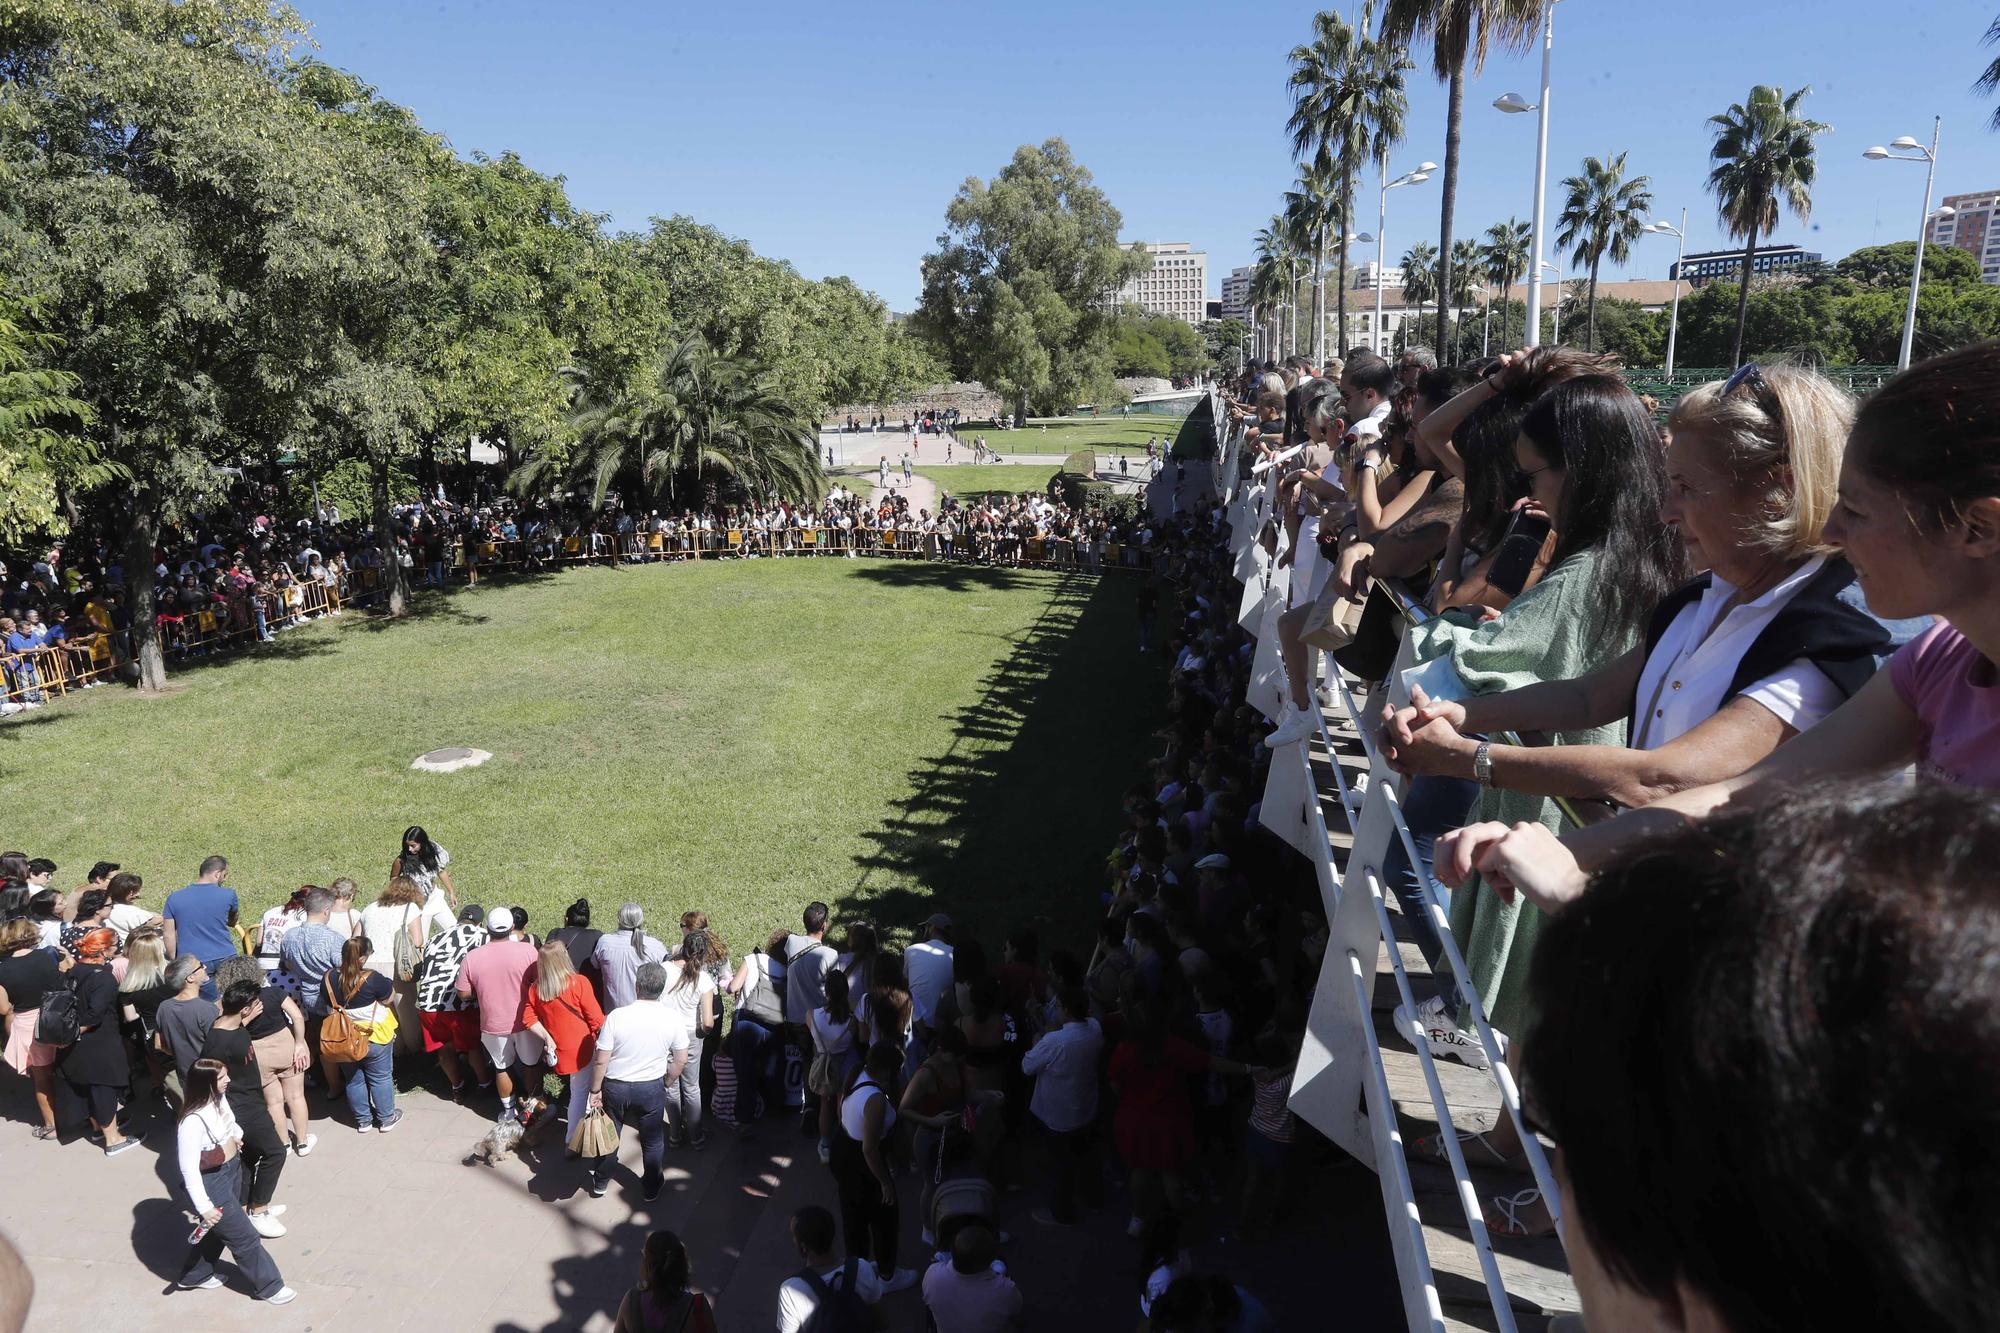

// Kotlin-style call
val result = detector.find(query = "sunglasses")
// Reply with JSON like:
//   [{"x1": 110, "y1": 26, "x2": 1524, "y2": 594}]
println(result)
[{"x1": 1723, "y1": 361, "x2": 1785, "y2": 432}]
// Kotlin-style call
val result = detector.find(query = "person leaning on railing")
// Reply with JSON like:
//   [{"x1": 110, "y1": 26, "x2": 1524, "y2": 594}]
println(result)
[
  {"x1": 1520, "y1": 780, "x2": 2000, "y2": 1333},
  {"x1": 1439, "y1": 339, "x2": 2000, "y2": 915}
]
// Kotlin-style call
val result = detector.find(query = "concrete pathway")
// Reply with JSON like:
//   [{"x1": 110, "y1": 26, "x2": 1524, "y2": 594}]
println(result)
[{"x1": 819, "y1": 430, "x2": 1150, "y2": 512}]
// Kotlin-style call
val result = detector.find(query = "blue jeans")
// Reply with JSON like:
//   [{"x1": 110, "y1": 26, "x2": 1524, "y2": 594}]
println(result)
[
  {"x1": 593, "y1": 1076, "x2": 665, "y2": 1191},
  {"x1": 1384, "y1": 775, "x2": 1480, "y2": 972},
  {"x1": 344, "y1": 1040, "x2": 395, "y2": 1126},
  {"x1": 180, "y1": 1156, "x2": 285, "y2": 1299},
  {"x1": 727, "y1": 1017, "x2": 780, "y2": 1120}
]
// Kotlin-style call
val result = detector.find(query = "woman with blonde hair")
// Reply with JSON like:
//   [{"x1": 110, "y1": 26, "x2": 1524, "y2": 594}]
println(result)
[
  {"x1": 118, "y1": 925, "x2": 176, "y2": 1090},
  {"x1": 519, "y1": 938, "x2": 604, "y2": 1133}
]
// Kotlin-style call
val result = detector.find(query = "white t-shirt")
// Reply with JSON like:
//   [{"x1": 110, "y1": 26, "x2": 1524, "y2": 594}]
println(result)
[
  {"x1": 661, "y1": 965, "x2": 716, "y2": 1038},
  {"x1": 107, "y1": 902, "x2": 155, "y2": 945},
  {"x1": 906, "y1": 940, "x2": 954, "y2": 1027},
  {"x1": 326, "y1": 906, "x2": 360, "y2": 942},
  {"x1": 809, "y1": 1006, "x2": 856, "y2": 1056},
  {"x1": 777, "y1": 1259, "x2": 885, "y2": 1333},
  {"x1": 1631, "y1": 556, "x2": 1844, "y2": 750},
  {"x1": 595, "y1": 1000, "x2": 689, "y2": 1083},
  {"x1": 359, "y1": 902, "x2": 421, "y2": 976},
  {"x1": 253, "y1": 905, "x2": 300, "y2": 969}
]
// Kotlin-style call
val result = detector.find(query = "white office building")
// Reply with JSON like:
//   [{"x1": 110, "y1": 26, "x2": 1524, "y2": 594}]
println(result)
[
  {"x1": 1114, "y1": 242, "x2": 1209, "y2": 325},
  {"x1": 1351, "y1": 261, "x2": 1404, "y2": 291},
  {"x1": 1220, "y1": 266, "x2": 1253, "y2": 323}
]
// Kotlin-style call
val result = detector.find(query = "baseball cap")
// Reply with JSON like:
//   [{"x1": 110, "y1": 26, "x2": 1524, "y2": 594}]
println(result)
[
  {"x1": 487, "y1": 907, "x2": 513, "y2": 933},
  {"x1": 1194, "y1": 853, "x2": 1231, "y2": 871},
  {"x1": 924, "y1": 912, "x2": 954, "y2": 931},
  {"x1": 458, "y1": 903, "x2": 486, "y2": 926}
]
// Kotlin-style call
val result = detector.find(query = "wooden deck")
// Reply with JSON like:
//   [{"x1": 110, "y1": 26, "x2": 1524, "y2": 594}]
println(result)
[{"x1": 1312, "y1": 696, "x2": 1580, "y2": 1333}]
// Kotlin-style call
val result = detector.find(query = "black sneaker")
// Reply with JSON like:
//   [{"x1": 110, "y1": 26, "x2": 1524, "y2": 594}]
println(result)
[
  {"x1": 588, "y1": 1180, "x2": 609, "y2": 1198},
  {"x1": 643, "y1": 1179, "x2": 663, "y2": 1202}
]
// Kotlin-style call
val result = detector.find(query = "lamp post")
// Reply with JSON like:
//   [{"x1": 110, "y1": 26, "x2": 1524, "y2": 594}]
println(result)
[
  {"x1": 1372, "y1": 162, "x2": 1437, "y2": 356},
  {"x1": 1537, "y1": 259, "x2": 1562, "y2": 345},
  {"x1": 1864, "y1": 118, "x2": 1943, "y2": 371},
  {"x1": 1493, "y1": 2, "x2": 1556, "y2": 347},
  {"x1": 1643, "y1": 210, "x2": 1689, "y2": 376}
]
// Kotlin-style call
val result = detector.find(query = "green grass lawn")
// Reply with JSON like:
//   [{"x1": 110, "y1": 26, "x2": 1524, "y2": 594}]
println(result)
[
  {"x1": 958, "y1": 417, "x2": 1190, "y2": 456},
  {"x1": 914, "y1": 464, "x2": 1059, "y2": 496},
  {"x1": 3, "y1": 560, "x2": 1161, "y2": 955}
]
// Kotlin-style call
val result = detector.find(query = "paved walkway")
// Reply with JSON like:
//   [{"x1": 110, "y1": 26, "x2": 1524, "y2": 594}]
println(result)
[
  {"x1": 820, "y1": 430, "x2": 1150, "y2": 515},
  {"x1": 0, "y1": 1050, "x2": 1394, "y2": 1331}
]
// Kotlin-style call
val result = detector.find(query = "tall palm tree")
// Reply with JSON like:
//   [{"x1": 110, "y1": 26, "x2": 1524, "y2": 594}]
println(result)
[
  {"x1": 1975, "y1": 16, "x2": 2000, "y2": 130},
  {"x1": 1380, "y1": 0, "x2": 1548, "y2": 364},
  {"x1": 1706, "y1": 85, "x2": 1829, "y2": 366},
  {"x1": 1399, "y1": 240, "x2": 1438, "y2": 352},
  {"x1": 1289, "y1": 2, "x2": 1412, "y2": 365},
  {"x1": 1481, "y1": 217, "x2": 1532, "y2": 348},
  {"x1": 1253, "y1": 219, "x2": 1292, "y2": 359},
  {"x1": 1554, "y1": 152, "x2": 1653, "y2": 352},
  {"x1": 1284, "y1": 164, "x2": 1342, "y2": 363},
  {"x1": 512, "y1": 334, "x2": 824, "y2": 512},
  {"x1": 1448, "y1": 237, "x2": 1483, "y2": 352}
]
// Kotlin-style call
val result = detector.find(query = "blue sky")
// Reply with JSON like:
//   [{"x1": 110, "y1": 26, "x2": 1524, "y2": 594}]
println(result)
[{"x1": 307, "y1": 0, "x2": 2000, "y2": 310}]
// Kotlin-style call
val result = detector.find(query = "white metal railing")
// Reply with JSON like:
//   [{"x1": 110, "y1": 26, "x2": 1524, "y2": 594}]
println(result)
[{"x1": 1229, "y1": 440, "x2": 1570, "y2": 1331}]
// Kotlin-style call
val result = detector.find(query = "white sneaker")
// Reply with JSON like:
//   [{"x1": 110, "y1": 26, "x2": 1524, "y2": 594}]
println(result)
[
  {"x1": 292, "y1": 1134, "x2": 316, "y2": 1157},
  {"x1": 179, "y1": 1275, "x2": 223, "y2": 1291},
  {"x1": 266, "y1": 1286, "x2": 298, "y2": 1305},
  {"x1": 1396, "y1": 996, "x2": 1502, "y2": 1071},
  {"x1": 1264, "y1": 706, "x2": 1316, "y2": 749},
  {"x1": 264, "y1": 1204, "x2": 288, "y2": 1218},
  {"x1": 248, "y1": 1212, "x2": 286, "y2": 1239}
]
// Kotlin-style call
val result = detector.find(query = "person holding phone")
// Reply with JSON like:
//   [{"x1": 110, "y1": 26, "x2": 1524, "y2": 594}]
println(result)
[{"x1": 175, "y1": 1057, "x2": 296, "y2": 1304}]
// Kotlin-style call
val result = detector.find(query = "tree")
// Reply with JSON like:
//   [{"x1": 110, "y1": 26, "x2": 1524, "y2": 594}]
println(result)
[
  {"x1": 1555, "y1": 152, "x2": 1652, "y2": 351},
  {"x1": 1201, "y1": 318, "x2": 1251, "y2": 374},
  {"x1": 914, "y1": 139, "x2": 1147, "y2": 421},
  {"x1": 1482, "y1": 218, "x2": 1532, "y2": 348},
  {"x1": 1288, "y1": 3, "x2": 1411, "y2": 366},
  {"x1": 1706, "y1": 85, "x2": 1829, "y2": 366},
  {"x1": 1284, "y1": 163, "x2": 1341, "y2": 365},
  {"x1": 1835, "y1": 242, "x2": 1982, "y2": 290},
  {"x1": 1400, "y1": 241, "x2": 1439, "y2": 314},
  {"x1": 1976, "y1": 15, "x2": 2000, "y2": 130},
  {"x1": 0, "y1": 291, "x2": 103, "y2": 542},
  {"x1": 511, "y1": 334, "x2": 823, "y2": 512},
  {"x1": 1380, "y1": 0, "x2": 1548, "y2": 363},
  {"x1": 1111, "y1": 314, "x2": 1172, "y2": 379}
]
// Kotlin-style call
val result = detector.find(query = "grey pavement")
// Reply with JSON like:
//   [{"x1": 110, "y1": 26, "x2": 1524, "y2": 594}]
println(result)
[{"x1": 0, "y1": 1054, "x2": 1396, "y2": 1330}]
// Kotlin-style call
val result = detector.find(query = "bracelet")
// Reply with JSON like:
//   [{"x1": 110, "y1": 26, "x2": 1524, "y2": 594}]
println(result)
[
  {"x1": 1473, "y1": 740, "x2": 1494, "y2": 788},
  {"x1": 1485, "y1": 374, "x2": 1504, "y2": 392}
]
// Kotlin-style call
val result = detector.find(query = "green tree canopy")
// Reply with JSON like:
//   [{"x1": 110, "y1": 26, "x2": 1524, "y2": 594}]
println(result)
[
  {"x1": 1833, "y1": 242, "x2": 1981, "y2": 290},
  {"x1": 914, "y1": 139, "x2": 1148, "y2": 420}
]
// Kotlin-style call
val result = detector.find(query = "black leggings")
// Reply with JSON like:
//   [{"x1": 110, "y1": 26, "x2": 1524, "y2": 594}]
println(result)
[
  {"x1": 67, "y1": 1080, "x2": 121, "y2": 1128},
  {"x1": 828, "y1": 1130, "x2": 898, "y2": 1276},
  {"x1": 235, "y1": 1101, "x2": 288, "y2": 1210}
]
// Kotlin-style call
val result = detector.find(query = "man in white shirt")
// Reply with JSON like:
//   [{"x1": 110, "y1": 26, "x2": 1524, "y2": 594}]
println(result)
[
  {"x1": 905, "y1": 914, "x2": 955, "y2": 1042},
  {"x1": 776, "y1": 1204, "x2": 883, "y2": 1333},
  {"x1": 784, "y1": 902, "x2": 838, "y2": 1127},
  {"x1": 585, "y1": 962, "x2": 689, "y2": 1201},
  {"x1": 1023, "y1": 987, "x2": 1105, "y2": 1226}
]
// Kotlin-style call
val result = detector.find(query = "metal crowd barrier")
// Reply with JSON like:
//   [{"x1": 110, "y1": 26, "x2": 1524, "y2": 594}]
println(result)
[{"x1": 1226, "y1": 412, "x2": 1571, "y2": 1331}]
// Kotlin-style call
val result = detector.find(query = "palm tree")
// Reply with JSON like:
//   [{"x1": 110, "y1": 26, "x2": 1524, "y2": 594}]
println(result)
[
  {"x1": 1380, "y1": 0, "x2": 1548, "y2": 364},
  {"x1": 1481, "y1": 217, "x2": 1532, "y2": 348},
  {"x1": 1555, "y1": 152, "x2": 1653, "y2": 352},
  {"x1": 512, "y1": 335, "x2": 824, "y2": 512},
  {"x1": 1252, "y1": 219, "x2": 1293, "y2": 359},
  {"x1": 1289, "y1": 164, "x2": 1352, "y2": 363},
  {"x1": 1706, "y1": 85, "x2": 1829, "y2": 365},
  {"x1": 1399, "y1": 240, "x2": 1437, "y2": 351},
  {"x1": 1975, "y1": 16, "x2": 2000, "y2": 130},
  {"x1": 1448, "y1": 237, "x2": 1483, "y2": 353},
  {"x1": 1288, "y1": 2, "x2": 1412, "y2": 366}
]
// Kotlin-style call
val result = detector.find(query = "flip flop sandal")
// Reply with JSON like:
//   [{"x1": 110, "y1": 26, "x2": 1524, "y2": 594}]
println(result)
[
  {"x1": 1414, "y1": 1127, "x2": 1520, "y2": 1168},
  {"x1": 1487, "y1": 1187, "x2": 1557, "y2": 1238}
]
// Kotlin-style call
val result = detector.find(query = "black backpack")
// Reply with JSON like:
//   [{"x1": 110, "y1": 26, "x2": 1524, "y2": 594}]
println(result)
[
  {"x1": 796, "y1": 1258, "x2": 870, "y2": 1333},
  {"x1": 35, "y1": 974, "x2": 80, "y2": 1047}
]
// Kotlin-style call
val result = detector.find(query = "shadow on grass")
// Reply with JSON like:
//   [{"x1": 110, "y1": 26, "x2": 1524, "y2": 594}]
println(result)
[{"x1": 836, "y1": 567, "x2": 1165, "y2": 945}]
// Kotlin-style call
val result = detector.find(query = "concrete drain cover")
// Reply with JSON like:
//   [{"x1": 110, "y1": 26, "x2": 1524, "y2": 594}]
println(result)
[{"x1": 412, "y1": 747, "x2": 492, "y2": 773}]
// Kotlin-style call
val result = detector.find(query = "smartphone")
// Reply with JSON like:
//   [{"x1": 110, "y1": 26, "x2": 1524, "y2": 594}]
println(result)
[{"x1": 1488, "y1": 510, "x2": 1553, "y2": 598}]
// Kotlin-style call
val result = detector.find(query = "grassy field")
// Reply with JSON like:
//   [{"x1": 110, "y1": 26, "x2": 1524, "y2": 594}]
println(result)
[
  {"x1": 959, "y1": 417, "x2": 1190, "y2": 456},
  {"x1": 1, "y1": 560, "x2": 1161, "y2": 956},
  {"x1": 915, "y1": 464, "x2": 1059, "y2": 496}
]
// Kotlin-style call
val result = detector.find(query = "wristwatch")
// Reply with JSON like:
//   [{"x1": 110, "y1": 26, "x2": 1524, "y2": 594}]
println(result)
[{"x1": 1472, "y1": 740, "x2": 1494, "y2": 788}]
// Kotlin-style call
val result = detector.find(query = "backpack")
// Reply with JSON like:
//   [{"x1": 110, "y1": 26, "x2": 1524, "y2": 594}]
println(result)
[
  {"x1": 318, "y1": 972, "x2": 370, "y2": 1063},
  {"x1": 796, "y1": 1259, "x2": 870, "y2": 1333},
  {"x1": 34, "y1": 975, "x2": 80, "y2": 1047}
]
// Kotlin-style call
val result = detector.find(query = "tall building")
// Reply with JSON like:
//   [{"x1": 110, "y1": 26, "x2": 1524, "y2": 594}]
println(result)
[
  {"x1": 1351, "y1": 261, "x2": 1404, "y2": 290},
  {"x1": 1113, "y1": 242, "x2": 1209, "y2": 325},
  {"x1": 1670, "y1": 244, "x2": 1821, "y2": 286},
  {"x1": 1932, "y1": 191, "x2": 2000, "y2": 283},
  {"x1": 1221, "y1": 266, "x2": 1254, "y2": 323}
]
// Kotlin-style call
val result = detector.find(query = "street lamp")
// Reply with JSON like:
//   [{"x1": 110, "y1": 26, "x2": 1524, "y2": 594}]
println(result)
[
  {"x1": 1864, "y1": 117, "x2": 1942, "y2": 371},
  {"x1": 1494, "y1": 1, "x2": 1557, "y2": 347},
  {"x1": 1643, "y1": 210, "x2": 1689, "y2": 376},
  {"x1": 1538, "y1": 259, "x2": 1562, "y2": 344},
  {"x1": 1374, "y1": 162, "x2": 1436, "y2": 356}
]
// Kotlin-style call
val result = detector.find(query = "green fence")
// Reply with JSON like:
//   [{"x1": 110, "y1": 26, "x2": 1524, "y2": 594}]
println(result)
[{"x1": 1623, "y1": 364, "x2": 1897, "y2": 415}]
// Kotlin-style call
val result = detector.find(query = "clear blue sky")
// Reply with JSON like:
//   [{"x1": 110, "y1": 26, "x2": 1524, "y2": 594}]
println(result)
[{"x1": 307, "y1": 0, "x2": 2000, "y2": 310}]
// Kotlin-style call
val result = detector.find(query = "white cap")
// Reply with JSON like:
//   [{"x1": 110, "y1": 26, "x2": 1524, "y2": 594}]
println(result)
[
  {"x1": 1195, "y1": 853, "x2": 1231, "y2": 871},
  {"x1": 487, "y1": 907, "x2": 514, "y2": 933}
]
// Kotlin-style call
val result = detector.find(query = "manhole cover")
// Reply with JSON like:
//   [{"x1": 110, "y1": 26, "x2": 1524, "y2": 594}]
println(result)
[{"x1": 412, "y1": 747, "x2": 492, "y2": 773}]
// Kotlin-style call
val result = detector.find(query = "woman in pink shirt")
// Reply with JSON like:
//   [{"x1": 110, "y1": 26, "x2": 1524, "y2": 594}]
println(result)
[{"x1": 1441, "y1": 342, "x2": 2000, "y2": 910}]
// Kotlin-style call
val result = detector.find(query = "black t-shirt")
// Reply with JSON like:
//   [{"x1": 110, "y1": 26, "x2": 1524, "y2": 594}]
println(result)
[
  {"x1": 199, "y1": 1024, "x2": 265, "y2": 1112},
  {"x1": 548, "y1": 927, "x2": 602, "y2": 976},
  {"x1": 0, "y1": 948, "x2": 64, "y2": 1012},
  {"x1": 243, "y1": 985, "x2": 291, "y2": 1039},
  {"x1": 122, "y1": 980, "x2": 176, "y2": 1034},
  {"x1": 330, "y1": 970, "x2": 392, "y2": 1009}
]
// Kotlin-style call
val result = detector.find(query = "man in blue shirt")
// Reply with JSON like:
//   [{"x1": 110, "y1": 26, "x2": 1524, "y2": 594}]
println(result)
[
  {"x1": 3, "y1": 610, "x2": 48, "y2": 705},
  {"x1": 162, "y1": 855, "x2": 240, "y2": 1002}
]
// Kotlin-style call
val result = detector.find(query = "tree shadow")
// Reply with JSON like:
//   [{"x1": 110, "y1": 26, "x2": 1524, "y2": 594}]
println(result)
[{"x1": 835, "y1": 569, "x2": 1167, "y2": 945}]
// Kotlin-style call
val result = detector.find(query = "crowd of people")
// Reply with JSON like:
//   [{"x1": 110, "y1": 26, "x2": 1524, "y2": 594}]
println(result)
[{"x1": 1231, "y1": 334, "x2": 2000, "y2": 1330}]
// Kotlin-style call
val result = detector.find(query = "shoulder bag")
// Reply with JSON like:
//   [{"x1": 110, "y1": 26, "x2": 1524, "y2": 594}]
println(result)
[{"x1": 391, "y1": 904, "x2": 421, "y2": 983}]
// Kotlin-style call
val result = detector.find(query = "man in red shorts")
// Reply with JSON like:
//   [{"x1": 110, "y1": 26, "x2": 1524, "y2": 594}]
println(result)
[{"x1": 416, "y1": 902, "x2": 492, "y2": 1098}]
